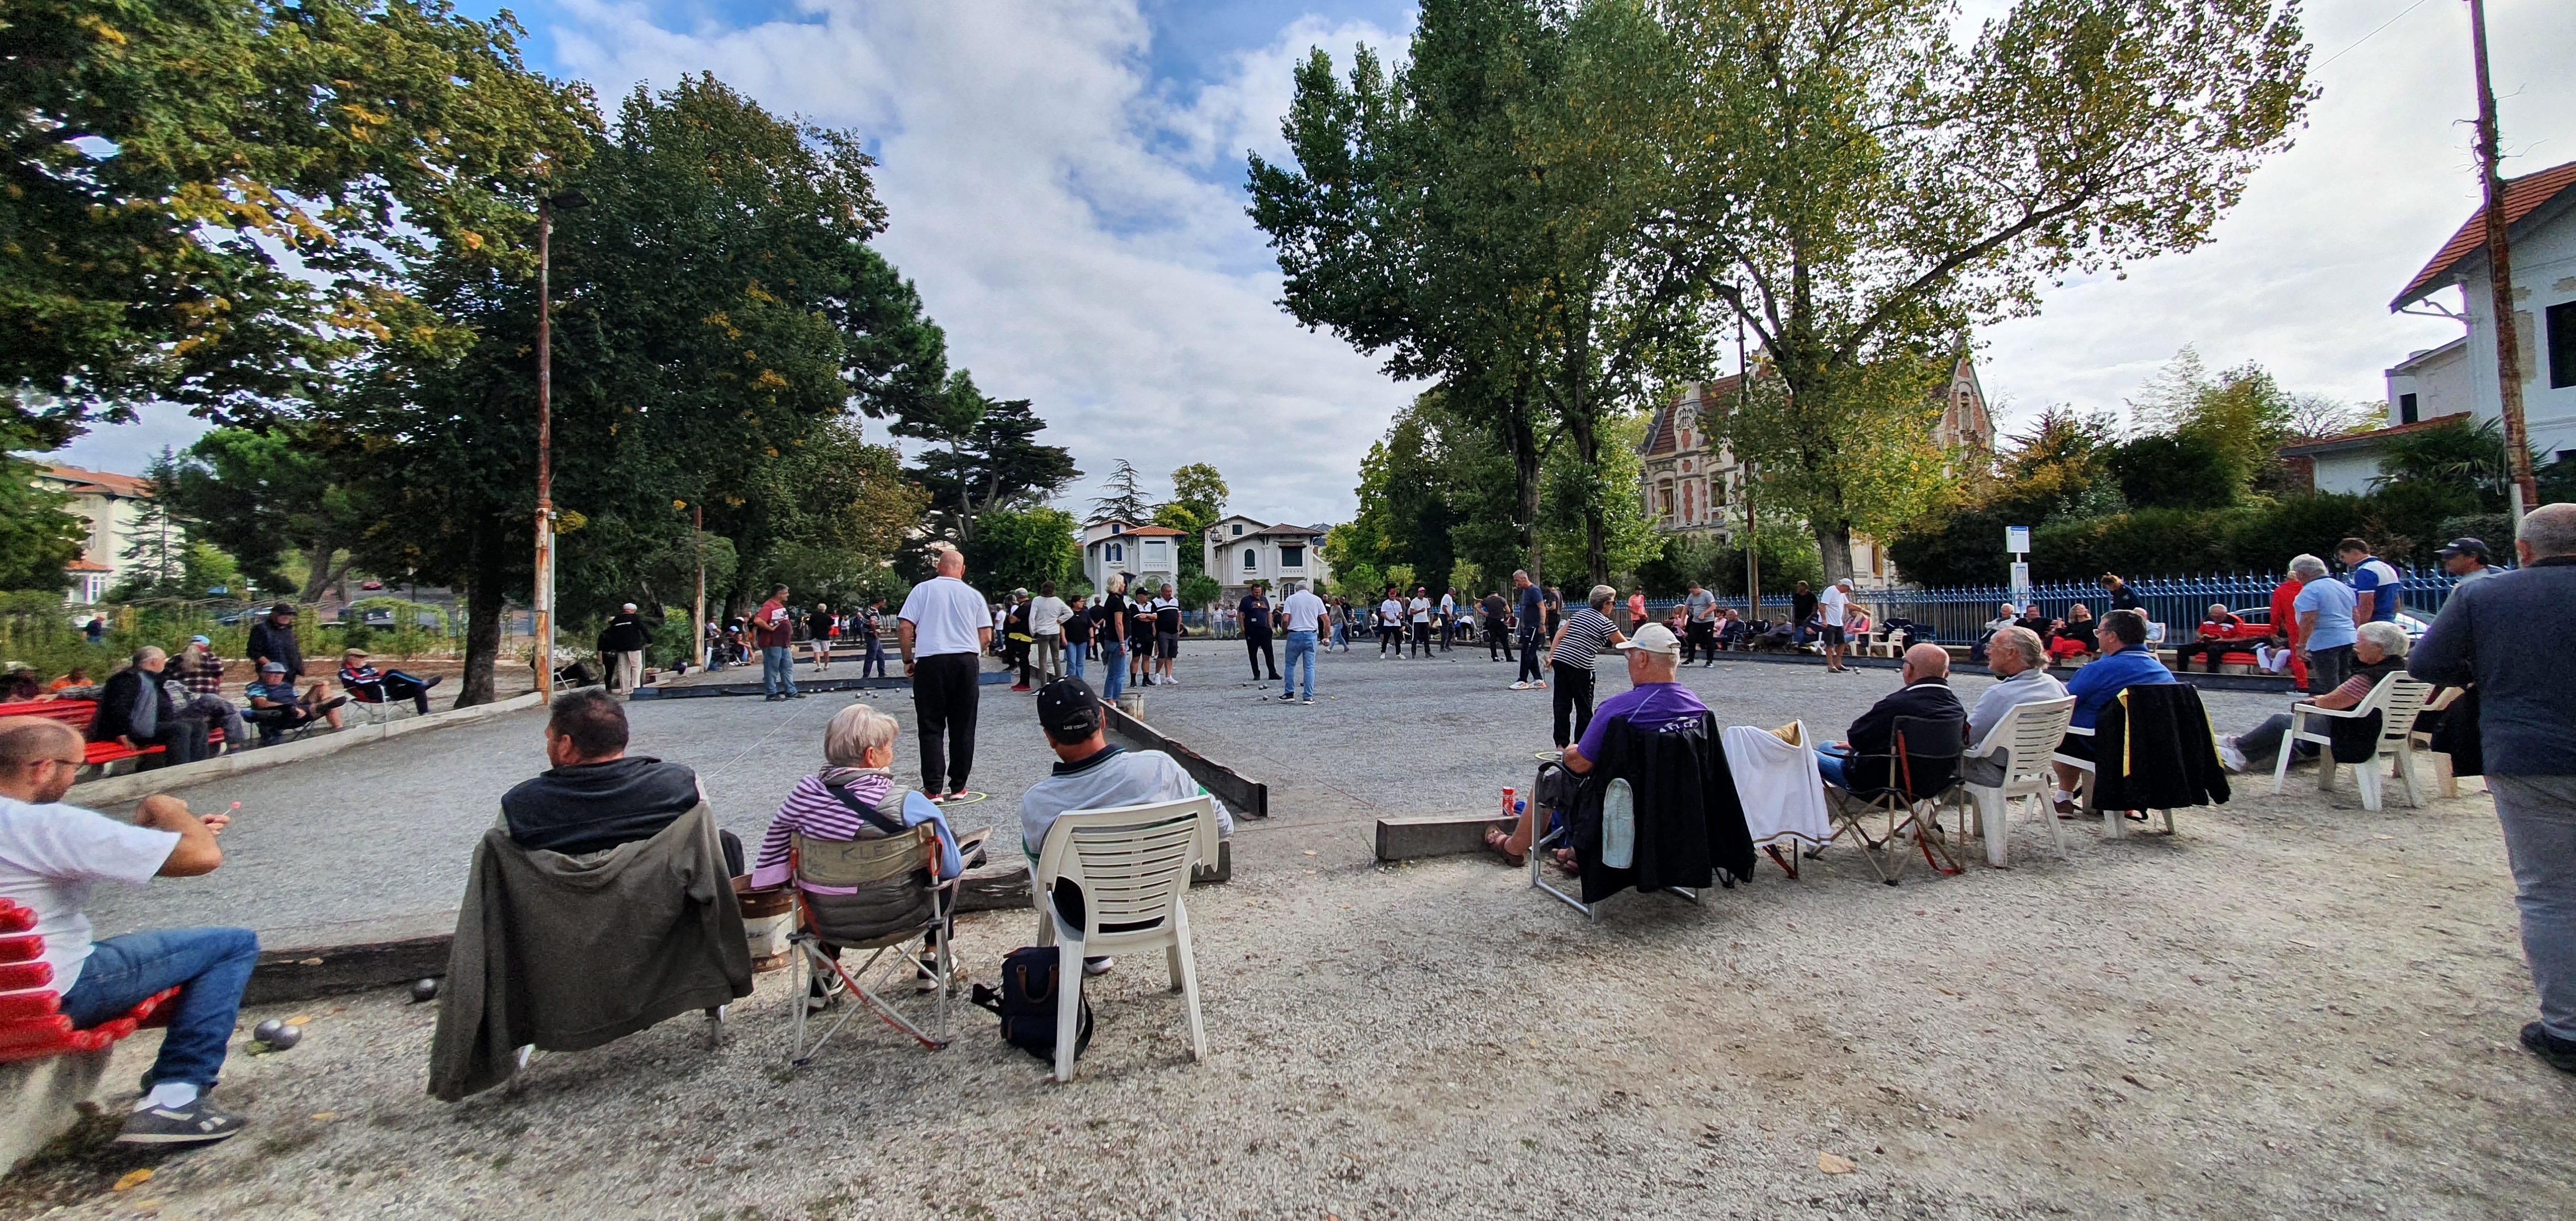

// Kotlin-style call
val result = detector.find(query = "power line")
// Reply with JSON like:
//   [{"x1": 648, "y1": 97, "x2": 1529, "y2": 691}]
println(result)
[{"x1": 2317, "y1": 0, "x2": 2433, "y2": 70}]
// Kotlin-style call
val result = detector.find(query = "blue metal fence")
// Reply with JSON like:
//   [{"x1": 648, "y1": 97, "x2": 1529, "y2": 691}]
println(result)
[{"x1": 1638, "y1": 565, "x2": 2479, "y2": 645}]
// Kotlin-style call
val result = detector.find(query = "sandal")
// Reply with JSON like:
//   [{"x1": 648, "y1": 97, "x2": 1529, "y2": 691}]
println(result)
[{"x1": 1483, "y1": 826, "x2": 1525, "y2": 868}]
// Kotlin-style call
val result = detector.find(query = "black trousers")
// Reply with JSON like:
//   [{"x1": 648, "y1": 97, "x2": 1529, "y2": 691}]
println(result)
[
  {"x1": 1685, "y1": 621, "x2": 1715, "y2": 663},
  {"x1": 1380, "y1": 625, "x2": 1400, "y2": 655},
  {"x1": 378, "y1": 670, "x2": 434, "y2": 714},
  {"x1": 2169, "y1": 640, "x2": 2238, "y2": 673},
  {"x1": 912, "y1": 652, "x2": 981, "y2": 793},
  {"x1": 1410, "y1": 621, "x2": 1431, "y2": 656},
  {"x1": 135, "y1": 720, "x2": 210, "y2": 770},
  {"x1": 1247, "y1": 635, "x2": 1277, "y2": 679},
  {"x1": 1517, "y1": 628, "x2": 1544, "y2": 684},
  {"x1": 1551, "y1": 661, "x2": 1596, "y2": 749},
  {"x1": 1487, "y1": 624, "x2": 1509, "y2": 660}
]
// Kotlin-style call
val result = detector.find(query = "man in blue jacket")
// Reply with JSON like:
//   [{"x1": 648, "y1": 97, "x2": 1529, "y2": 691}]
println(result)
[
  {"x1": 2053, "y1": 610, "x2": 2175, "y2": 810},
  {"x1": 2409, "y1": 502, "x2": 2576, "y2": 1074}
]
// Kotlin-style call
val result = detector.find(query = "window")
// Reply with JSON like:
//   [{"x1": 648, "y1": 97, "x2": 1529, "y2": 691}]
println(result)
[
  {"x1": 1109, "y1": 522, "x2": 1123, "y2": 534},
  {"x1": 1657, "y1": 485, "x2": 1675, "y2": 522},
  {"x1": 1230, "y1": 523, "x2": 1244, "y2": 536},
  {"x1": 1242, "y1": 548, "x2": 1257, "y2": 571},
  {"x1": 1281, "y1": 545, "x2": 1304, "y2": 569},
  {"x1": 1144, "y1": 539, "x2": 1168, "y2": 567},
  {"x1": 2550, "y1": 301, "x2": 2576, "y2": 390},
  {"x1": 1105, "y1": 542, "x2": 1124, "y2": 564},
  {"x1": 2398, "y1": 392, "x2": 2419, "y2": 424}
]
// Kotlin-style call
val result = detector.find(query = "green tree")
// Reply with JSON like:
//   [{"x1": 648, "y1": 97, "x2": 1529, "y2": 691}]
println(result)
[
  {"x1": 1648, "y1": 0, "x2": 2313, "y2": 582},
  {"x1": 334, "y1": 75, "x2": 943, "y2": 704},
  {"x1": 162, "y1": 425, "x2": 364, "y2": 602},
  {"x1": 0, "y1": 427, "x2": 88, "y2": 591},
  {"x1": 966, "y1": 505, "x2": 1080, "y2": 595},
  {"x1": 1089, "y1": 459, "x2": 1153, "y2": 525},
  {"x1": 107, "y1": 449, "x2": 187, "y2": 600},
  {"x1": 1168, "y1": 464, "x2": 1229, "y2": 526},
  {"x1": 2, "y1": 0, "x2": 595, "y2": 437},
  {"x1": 902, "y1": 377, "x2": 1076, "y2": 546}
]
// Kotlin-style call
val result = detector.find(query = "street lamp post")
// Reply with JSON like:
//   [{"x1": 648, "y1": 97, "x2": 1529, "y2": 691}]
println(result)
[{"x1": 533, "y1": 190, "x2": 587, "y2": 703}]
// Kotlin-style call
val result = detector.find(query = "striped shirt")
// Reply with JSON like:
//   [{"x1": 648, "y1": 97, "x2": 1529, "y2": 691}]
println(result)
[
  {"x1": 749, "y1": 768, "x2": 960, "y2": 892},
  {"x1": 1550, "y1": 608, "x2": 1618, "y2": 668}
]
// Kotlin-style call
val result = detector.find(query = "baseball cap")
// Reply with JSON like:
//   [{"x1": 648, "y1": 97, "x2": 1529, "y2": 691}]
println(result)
[
  {"x1": 2436, "y1": 537, "x2": 2489, "y2": 559},
  {"x1": 1616, "y1": 623, "x2": 1683, "y2": 656},
  {"x1": 260, "y1": 661, "x2": 287, "y2": 673},
  {"x1": 1035, "y1": 677, "x2": 1104, "y2": 737}
]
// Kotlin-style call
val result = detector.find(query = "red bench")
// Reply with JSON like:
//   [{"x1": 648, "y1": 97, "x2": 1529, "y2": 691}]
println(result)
[
  {"x1": 0, "y1": 698, "x2": 225, "y2": 770},
  {"x1": 0, "y1": 900, "x2": 176, "y2": 1064}
]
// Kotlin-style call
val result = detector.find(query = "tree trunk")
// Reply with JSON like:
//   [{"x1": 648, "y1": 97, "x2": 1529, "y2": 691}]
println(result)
[
  {"x1": 1564, "y1": 409, "x2": 1609, "y2": 588},
  {"x1": 296, "y1": 544, "x2": 350, "y2": 605},
  {"x1": 1812, "y1": 519, "x2": 1856, "y2": 587},
  {"x1": 456, "y1": 523, "x2": 506, "y2": 708},
  {"x1": 1511, "y1": 419, "x2": 1543, "y2": 587}
]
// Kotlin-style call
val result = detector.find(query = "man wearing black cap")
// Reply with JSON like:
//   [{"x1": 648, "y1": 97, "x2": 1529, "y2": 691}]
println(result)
[
  {"x1": 2439, "y1": 537, "x2": 2498, "y2": 585},
  {"x1": 1019, "y1": 678, "x2": 1234, "y2": 974},
  {"x1": 246, "y1": 604, "x2": 303, "y2": 683}
]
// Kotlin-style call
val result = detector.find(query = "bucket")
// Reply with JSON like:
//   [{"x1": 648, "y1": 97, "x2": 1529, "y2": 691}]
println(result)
[
  {"x1": 736, "y1": 884, "x2": 795, "y2": 972},
  {"x1": 1115, "y1": 693, "x2": 1146, "y2": 720}
]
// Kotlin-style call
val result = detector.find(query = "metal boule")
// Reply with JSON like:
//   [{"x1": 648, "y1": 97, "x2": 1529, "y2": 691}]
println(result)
[{"x1": 411, "y1": 977, "x2": 441, "y2": 1004}]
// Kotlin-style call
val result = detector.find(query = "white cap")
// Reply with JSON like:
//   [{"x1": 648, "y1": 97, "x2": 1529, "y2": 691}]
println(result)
[{"x1": 1616, "y1": 623, "x2": 1683, "y2": 656}]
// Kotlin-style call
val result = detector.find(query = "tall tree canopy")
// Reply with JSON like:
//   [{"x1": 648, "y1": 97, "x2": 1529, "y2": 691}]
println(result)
[
  {"x1": 907, "y1": 385, "x2": 1079, "y2": 545},
  {"x1": 1, "y1": 0, "x2": 593, "y2": 438},
  {"x1": 1649, "y1": 0, "x2": 2313, "y2": 580},
  {"x1": 162, "y1": 425, "x2": 365, "y2": 602}
]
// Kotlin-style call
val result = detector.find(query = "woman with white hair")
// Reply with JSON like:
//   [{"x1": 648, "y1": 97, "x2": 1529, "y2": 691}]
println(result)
[
  {"x1": 750, "y1": 704, "x2": 973, "y2": 1007},
  {"x1": 1545, "y1": 585, "x2": 1630, "y2": 752},
  {"x1": 2218, "y1": 618, "x2": 2413, "y2": 773}
]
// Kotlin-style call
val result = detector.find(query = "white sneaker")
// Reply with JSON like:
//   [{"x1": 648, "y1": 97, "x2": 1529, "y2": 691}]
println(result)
[
  {"x1": 1511, "y1": 681, "x2": 1530, "y2": 690},
  {"x1": 1082, "y1": 957, "x2": 1115, "y2": 977},
  {"x1": 2217, "y1": 737, "x2": 2248, "y2": 773},
  {"x1": 1300, "y1": 697, "x2": 1313, "y2": 704}
]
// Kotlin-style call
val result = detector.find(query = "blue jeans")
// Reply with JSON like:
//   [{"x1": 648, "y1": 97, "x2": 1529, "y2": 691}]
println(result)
[
  {"x1": 861, "y1": 637, "x2": 887, "y2": 677},
  {"x1": 1282, "y1": 631, "x2": 1317, "y2": 700},
  {"x1": 761, "y1": 645, "x2": 797, "y2": 696},
  {"x1": 61, "y1": 927, "x2": 260, "y2": 1091},
  {"x1": 1815, "y1": 748, "x2": 1850, "y2": 789},
  {"x1": 1067, "y1": 642, "x2": 1088, "y2": 682},
  {"x1": 1098, "y1": 641, "x2": 1125, "y2": 701}
]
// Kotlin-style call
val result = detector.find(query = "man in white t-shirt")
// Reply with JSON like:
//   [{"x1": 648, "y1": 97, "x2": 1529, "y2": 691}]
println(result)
[
  {"x1": 1819, "y1": 579, "x2": 1853, "y2": 673},
  {"x1": 1279, "y1": 583, "x2": 1329, "y2": 703},
  {"x1": 898, "y1": 547, "x2": 993, "y2": 802},
  {"x1": 1408, "y1": 588, "x2": 1433, "y2": 658},
  {"x1": 1027, "y1": 580, "x2": 1072, "y2": 682},
  {"x1": 0, "y1": 717, "x2": 254, "y2": 1146},
  {"x1": 1378, "y1": 591, "x2": 1405, "y2": 659}
]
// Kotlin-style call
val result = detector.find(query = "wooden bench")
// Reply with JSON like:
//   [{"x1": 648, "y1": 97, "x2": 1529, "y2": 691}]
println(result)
[{"x1": 0, "y1": 698, "x2": 227, "y2": 772}]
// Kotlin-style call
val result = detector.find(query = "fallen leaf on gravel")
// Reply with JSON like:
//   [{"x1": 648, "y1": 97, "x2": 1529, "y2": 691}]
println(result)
[
  {"x1": 1302, "y1": 851, "x2": 1317, "y2": 856},
  {"x1": 287, "y1": 1014, "x2": 314, "y2": 1025},
  {"x1": 311, "y1": 1112, "x2": 338, "y2": 1121},
  {"x1": 1819, "y1": 1152, "x2": 1857, "y2": 1175},
  {"x1": 111, "y1": 1169, "x2": 151, "y2": 1191}
]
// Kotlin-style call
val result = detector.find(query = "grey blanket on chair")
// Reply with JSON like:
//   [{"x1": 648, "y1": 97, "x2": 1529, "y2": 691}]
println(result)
[{"x1": 429, "y1": 802, "x2": 752, "y2": 1101}]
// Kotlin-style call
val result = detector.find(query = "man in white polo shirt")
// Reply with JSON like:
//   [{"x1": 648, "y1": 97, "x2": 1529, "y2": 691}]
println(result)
[
  {"x1": 1819, "y1": 578, "x2": 1853, "y2": 673},
  {"x1": 1278, "y1": 581, "x2": 1328, "y2": 703},
  {"x1": 898, "y1": 547, "x2": 993, "y2": 803},
  {"x1": 0, "y1": 717, "x2": 254, "y2": 1146}
]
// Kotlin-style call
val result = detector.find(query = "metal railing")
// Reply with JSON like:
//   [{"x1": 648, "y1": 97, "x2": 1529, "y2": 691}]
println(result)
[{"x1": 1636, "y1": 565, "x2": 2482, "y2": 645}]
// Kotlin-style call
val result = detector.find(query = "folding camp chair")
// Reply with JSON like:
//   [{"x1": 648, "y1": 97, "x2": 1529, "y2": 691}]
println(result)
[
  {"x1": 2271, "y1": 673, "x2": 2438, "y2": 812},
  {"x1": 1031, "y1": 796, "x2": 1219, "y2": 1083},
  {"x1": 1961, "y1": 697, "x2": 2077, "y2": 867},
  {"x1": 784, "y1": 825, "x2": 991, "y2": 1067},
  {"x1": 339, "y1": 675, "x2": 412, "y2": 726},
  {"x1": 1817, "y1": 716, "x2": 1969, "y2": 884}
]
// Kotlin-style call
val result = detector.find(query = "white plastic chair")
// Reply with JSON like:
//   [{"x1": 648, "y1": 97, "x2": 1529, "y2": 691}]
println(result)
[
  {"x1": 2406, "y1": 687, "x2": 2468, "y2": 799},
  {"x1": 2271, "y1": 673, "x2": 2437, "y2": 812},
  {"x1": 1961, "y1": 696, "x2": 2077, "y2": 867},
  {"x1": 1030, "y1": 795, "x2": 1219, "y2": 1083}
]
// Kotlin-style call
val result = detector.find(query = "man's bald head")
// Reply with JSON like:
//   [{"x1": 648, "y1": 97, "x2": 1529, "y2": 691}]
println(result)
[
  {"x1": 2520, "y1": 503, "x2": 2576, "y2": 561},
  {"x1": 1901, "y1": 643, "x2": 1950, "y2": 683},
  {"x1": 935, "y1": 547, "x2": 965, "y2": 578}
]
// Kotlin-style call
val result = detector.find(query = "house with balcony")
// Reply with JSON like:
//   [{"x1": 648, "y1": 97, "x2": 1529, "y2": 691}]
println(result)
[
  {"x1": 1079, "y1": 519, "x2": 1185, "y2": 597},
  {"x1": 32, "y1": 465, "x2": 157, "y2": 604},
  {"x1": 1203, "y1": 516, "x2": 1332, "y2": 603},
  {"x1": 2297, "y1": 160, "x2": 2576, "y2": 494}
]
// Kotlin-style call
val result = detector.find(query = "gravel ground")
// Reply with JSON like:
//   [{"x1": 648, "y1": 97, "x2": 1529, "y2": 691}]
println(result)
[{"x1": 12, "y1": 645, "x2": 2573, "y2": 1217}]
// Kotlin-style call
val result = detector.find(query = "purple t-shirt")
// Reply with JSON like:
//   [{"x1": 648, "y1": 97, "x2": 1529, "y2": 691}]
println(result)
[{"x1": 1575, "y1": 682, "x2": 1708, "y2": 763}]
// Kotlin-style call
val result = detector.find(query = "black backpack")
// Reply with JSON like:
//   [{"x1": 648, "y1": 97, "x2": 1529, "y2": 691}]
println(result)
[{"x1": 971, "y1": 946, "x2": 1091, "y2": 1063}]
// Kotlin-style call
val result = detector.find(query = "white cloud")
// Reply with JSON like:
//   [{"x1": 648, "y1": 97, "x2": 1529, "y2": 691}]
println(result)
[
  {"x1": 548, "y1": 0, "x2": 1418, "y2": 526},
  {"x1": 1977, "y1": 0, "x2": 2576, "y2": 434}
]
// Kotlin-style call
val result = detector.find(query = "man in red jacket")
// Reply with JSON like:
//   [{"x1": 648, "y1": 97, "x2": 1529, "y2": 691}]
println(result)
[{"x1": 2169, "y1": 603, "x2": 2255, "y2": 673}]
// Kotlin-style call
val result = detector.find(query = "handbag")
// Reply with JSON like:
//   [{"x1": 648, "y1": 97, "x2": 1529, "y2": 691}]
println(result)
[{"x1": 970, "y1": 946, "x2": 1092, "y2": 1063}]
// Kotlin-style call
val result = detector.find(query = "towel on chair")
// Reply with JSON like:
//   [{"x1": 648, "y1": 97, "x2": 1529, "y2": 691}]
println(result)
[{"x1": 1721, "y1": 724, "x2": 1833, "y2": 848}]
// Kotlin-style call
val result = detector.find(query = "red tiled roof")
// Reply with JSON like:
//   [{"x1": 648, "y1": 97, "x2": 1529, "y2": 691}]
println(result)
[
  {"x1": 65, "y1": 560, "x2": 111, "y2": 572},
  {"x1": 2392, "y1": 160, "x2": 2576, "y2": 309},
  {"x1": 2275, "y1": 414, "x2": 2466, "y2": 457},
  {"x1": 39, "y1": 464, "x2": 153, "y2": 498}
]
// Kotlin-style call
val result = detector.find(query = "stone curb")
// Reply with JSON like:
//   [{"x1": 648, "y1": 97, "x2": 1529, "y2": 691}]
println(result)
[{"x1": 67, "y1": 693, "x2": 546, "y2": 806}]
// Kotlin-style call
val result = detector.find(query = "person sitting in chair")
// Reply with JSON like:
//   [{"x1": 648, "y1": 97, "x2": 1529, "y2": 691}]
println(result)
[
  {"x1": 2215, "y1": 619, "x2": 2412, "y2": 773},
  {"x1": 1017, "y1": 678, "x2": 1232, "y2": 977},
  {"x1": 2169, "y1": 603, "x2": 2253, "y2": 674},
  {"x1": 503, "y1": 688, "x2": 738, "y2": 872},
  {"x1": 92, "y1": 649, "x2": 208, "y2": 770},
  {"x1": 338, "y1": 649, "x2": 439, "y2": 716},
  {"x1": 242, "y1": 662, "x2": 347, "y2": 743},
  {"x1": 2053, "y1": 609, "x2": 2175, "y2": 811},
  {"x1": 750, "y1": 703, "x2": 977, "y2": 1011},
  {"x1": 1516, "y1": 624, "x2": 1710, "y2": 868},
  {"x1": 1816, "y1": 644, "x2": 1963, "y2": 796}
]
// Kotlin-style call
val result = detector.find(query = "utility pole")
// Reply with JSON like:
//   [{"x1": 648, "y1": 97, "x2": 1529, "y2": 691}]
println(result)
[
  {"x1": 2467, "y1": 0, "x2": 2539, "y2": 519},
  {"x1": 692, "y1": 501, "x2": 707, "y2": 670},
  {"x1": 532, "y1": 189, "x2": 587, "y2": 703}
]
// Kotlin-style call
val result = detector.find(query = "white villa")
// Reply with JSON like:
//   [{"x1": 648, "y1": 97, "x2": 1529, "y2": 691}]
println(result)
[
  {"x1": 1202, "y1": 515, "x2": 1332, "y2": 603},
  {"x1": 32, "y1": 464, "x2": 157, "y2": 604},
  {"x1": 1079, "y1": 519, "x2": 1185, "y2": 598},
  {"x1": 2292, "y1": 159, "x2": 2576, "y2": 494}
]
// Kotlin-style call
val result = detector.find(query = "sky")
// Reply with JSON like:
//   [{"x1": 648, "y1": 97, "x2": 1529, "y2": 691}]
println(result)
[{"x1": 48, "y1": 0, "x2": 2576, "y2": 529}]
